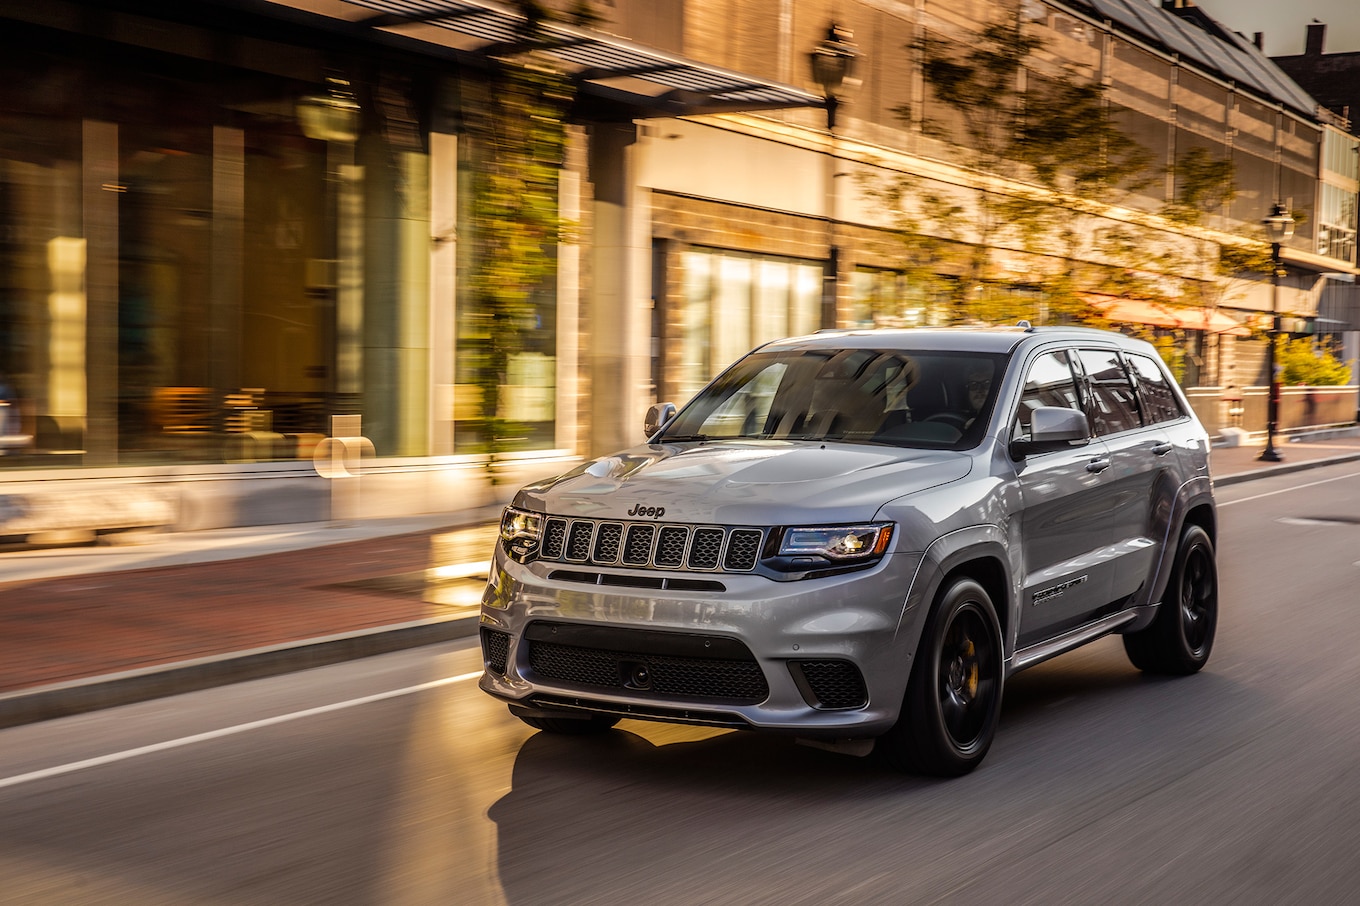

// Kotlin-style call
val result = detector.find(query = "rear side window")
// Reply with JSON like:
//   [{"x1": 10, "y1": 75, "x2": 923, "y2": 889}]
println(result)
[
  {"x1": 1076, "y1": 348, "x2": 1141, "y2": 436},
  {"x1": 1125, "y1": 353, "x2": 1185, "y2": 425},
  {"x1": 1012, "y1": 350, "x2": 1084, "y2": 442}
]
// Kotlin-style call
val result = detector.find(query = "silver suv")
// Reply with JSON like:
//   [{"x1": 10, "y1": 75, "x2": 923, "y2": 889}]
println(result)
[{"x1": 479, "y1": 325, "x2": 1217, "y2": 775}]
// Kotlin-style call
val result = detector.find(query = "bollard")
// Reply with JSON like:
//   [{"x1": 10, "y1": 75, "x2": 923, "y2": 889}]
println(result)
[{"x1": 312, "y1": 414, "x2": 375, "y2": 525}]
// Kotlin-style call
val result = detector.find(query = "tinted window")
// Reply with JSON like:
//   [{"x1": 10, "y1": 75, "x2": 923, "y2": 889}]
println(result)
[
  {"x1": 661, "y1": 348, "x2": 1009, "y2": 450},
  {"x1": 1012, "y1": 351, "x2": 1084, "y2": 442},
  {"x1": 1126, "y1": 353, "x2": 1184, "y2": 425},
  {"x1": 1076, "y1": 348, "x2": 1141, "y2": 436}
]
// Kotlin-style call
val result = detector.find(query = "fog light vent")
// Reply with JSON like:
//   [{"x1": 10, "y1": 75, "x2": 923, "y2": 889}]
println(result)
[
  {"x1": 481, "y1": 628, "x2": 511, "y2": 675},
  {"x1": 790, "y1": 660, "x2": 867, "y2": 710}
]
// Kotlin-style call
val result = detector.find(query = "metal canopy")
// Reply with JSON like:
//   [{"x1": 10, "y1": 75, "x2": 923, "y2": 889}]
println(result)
[{"x1": 313, "y1": 0, "x2": 824, "y2": 119}]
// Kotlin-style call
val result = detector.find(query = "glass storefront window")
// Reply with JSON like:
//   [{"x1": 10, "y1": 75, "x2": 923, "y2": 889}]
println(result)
[
  {"x1": 0, "y1": 26, "x2": 437, "y2": 469},
  {"x1": 676, "y1": 248, "x2": 820, "y2": 401},
  {"x1": 450, "y1": 118, "x2": 561, "y2": 455},
  {"x1": 850, "y1": 267, "x2": 948, "y2": 328}
]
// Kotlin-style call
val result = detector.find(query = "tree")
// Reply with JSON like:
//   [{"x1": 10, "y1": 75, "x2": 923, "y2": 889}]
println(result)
[
  {"x1": 1279, "y1": 337, "x2": 1353, "y2": 386},
  {"x1": 872, "y1": 13, "x2": 1155, "y2": 325},
  {"x1": 460, "y1": 2, "x2": 596, "y2": 457}
]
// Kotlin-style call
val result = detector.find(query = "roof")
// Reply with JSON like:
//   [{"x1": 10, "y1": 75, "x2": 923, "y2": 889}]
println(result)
[
  {"x1": 1066, "y1": 0, "x2": 1318, "y2": 117},
  {"x1": 759, "y1": 324, "x2": 1157, "y2": 355},
  {"x1": 260, "y1": 0, "x2": 824, "y2": 119}
]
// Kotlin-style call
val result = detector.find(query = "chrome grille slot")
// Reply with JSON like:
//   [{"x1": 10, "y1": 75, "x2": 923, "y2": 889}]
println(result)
[
  {"x1": 542, "y1": 518, "x2": 568, "y2": 559},
  {"x1": 724, "y1": 529, "x2": 763, "y2": 571},
  {"x1": 654, "y1": 526, "x2": 689, "y2": 568},
  {"x1": 688, "y1": 527, "x2": 724, "y2": 569},
  {"x1": 622, "y1": 524, "x2": 655, "y2": 565},
  {"x1": 565, "y1": 520, "x2": 593, "y2": 562},
  {"x1": 592, "y1": 522, "x2": 623, "y2": 563}
]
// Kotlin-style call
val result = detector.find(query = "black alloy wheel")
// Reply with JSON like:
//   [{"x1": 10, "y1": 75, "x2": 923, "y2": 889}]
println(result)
[
  {"x1": 1123, "y1": 523, "x2": 1217, "y2": 675},
  {"x1": 881, "y1": 577, "x2": 1003, "y2": 776}
]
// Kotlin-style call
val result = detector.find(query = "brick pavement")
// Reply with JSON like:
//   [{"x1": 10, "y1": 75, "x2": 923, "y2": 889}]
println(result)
[{"x1": 1, "y1": 431, "x2": 1358, "y2": 727}]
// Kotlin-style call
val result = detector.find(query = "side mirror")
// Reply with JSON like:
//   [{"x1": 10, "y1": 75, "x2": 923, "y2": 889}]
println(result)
[
  {"x1": 645, "y1": 402, "x2": 677, "y2": 439},
  {"x1": 1010, "y1": 406, "x2": 1089, "y2": 458}
]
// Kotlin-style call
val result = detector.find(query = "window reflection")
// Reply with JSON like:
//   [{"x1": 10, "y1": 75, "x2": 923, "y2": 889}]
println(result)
[
  {"x1": 0, "y1": 38, "x2": 440, "y2": 468},
  {"x1": 676, "y1": 248, "x2": 820, "y2": 401}
]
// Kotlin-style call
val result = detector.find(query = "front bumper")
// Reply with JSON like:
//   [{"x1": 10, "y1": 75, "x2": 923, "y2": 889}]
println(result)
[{"x1": 477, "y1": 546, "x2": 927, "y2": 739}]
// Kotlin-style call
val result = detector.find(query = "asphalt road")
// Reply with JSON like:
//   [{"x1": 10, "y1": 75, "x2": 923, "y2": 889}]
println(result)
[{"x1": 2, "y1": 460, "x2": 1359, "y2": 905}]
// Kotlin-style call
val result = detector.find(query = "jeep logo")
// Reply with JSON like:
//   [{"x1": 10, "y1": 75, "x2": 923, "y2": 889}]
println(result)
[{"x1": 627, "y1": 504, "x2": 665, "y2": 519}]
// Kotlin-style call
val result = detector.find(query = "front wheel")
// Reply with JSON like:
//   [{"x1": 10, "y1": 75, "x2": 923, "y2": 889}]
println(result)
[
  {"x1": 1123, "y1": 523, "x2": 1217, "y2": 675},
  {"x1": 880, "y1": 578, "x2": 1004, "y2": 776}
]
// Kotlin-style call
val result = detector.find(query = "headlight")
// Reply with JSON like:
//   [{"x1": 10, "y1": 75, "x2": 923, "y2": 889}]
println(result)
[
  {"x1": 778, "y1": 523, "x2": 894, "y2": 562},
  {"x1": 500, "y1": 506, "x2": 543, "y2": 561}
]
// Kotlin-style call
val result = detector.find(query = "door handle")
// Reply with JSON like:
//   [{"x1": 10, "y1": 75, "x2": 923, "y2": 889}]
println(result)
[
  {"x1": 1150, "y1": 442, "x2": 1173, "y2": 456},
  {"x1": 1085, "y1": 458, "x2": 1111, "y2": 473}
]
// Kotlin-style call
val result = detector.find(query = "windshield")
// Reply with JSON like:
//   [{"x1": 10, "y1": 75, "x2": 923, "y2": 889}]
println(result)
[{"x1": 658, "y1": 347, "x2": 1010, "y2": 450}]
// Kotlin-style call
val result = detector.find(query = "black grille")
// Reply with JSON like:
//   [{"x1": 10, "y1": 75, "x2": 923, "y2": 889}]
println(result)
[
  {"x1": 689, "y1": 528, "x2": 724, "y2": 569},
  {"x1": 724, "y1": 530, "x2": 763, "y2": 571},
  {"x1": 792, "y1": 660, "x2": 868, "y2": 710},
  {"x1": 481, "y1": 628, "x2": 511, "y2": 675},
  {"x1": 655, "y1": 526, "x2": 688, "y2": 567},
  {"x1": 593, "y1": 522, "x2": 623, "y2": 562},
  {"x1": 532, "y1": 517, "x2": 765, "y2": 573},
  {"x1": 525, "y1": 627, "x2": 769, "y2": 704},
  {"x1": 566, "y1": 521, "x2": 593, "y2": 561},
  {"x1": 542, "y1": 520, "x2": 567, "y2": 559},
  {"x1": 623, "y1": 524, "x2": 655, "y2": 565}
]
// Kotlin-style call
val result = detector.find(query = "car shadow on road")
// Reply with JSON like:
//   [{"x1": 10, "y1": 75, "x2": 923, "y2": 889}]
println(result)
[{"x1": 485, "y1": 639, "x2": 1262, "y2": 904}]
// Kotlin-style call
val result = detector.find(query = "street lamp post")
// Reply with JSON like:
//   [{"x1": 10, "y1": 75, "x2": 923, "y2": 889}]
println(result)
[
  {"x1": 809, "y1": 24, "x2": 858, "y2": 328},
  {"x1": 1259, "y1": 203, "x2": 1295, "y2": 463}
]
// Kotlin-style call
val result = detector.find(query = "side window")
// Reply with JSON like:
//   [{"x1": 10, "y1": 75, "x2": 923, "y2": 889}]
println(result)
[
  {"x1": 1076, "y1": 348, "x2": 1141, "y2": 436},
  {"x1": 1012, "y1": 350, "x2": 1084, "y2": 442},
  {"x1": 1126, "y1": 353, "x2": 1185, "y2": 425}
]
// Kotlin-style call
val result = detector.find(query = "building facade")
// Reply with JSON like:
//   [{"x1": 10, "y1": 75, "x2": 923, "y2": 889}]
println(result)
[{"x1": 0, "y1": 0, "x2": 1356, "y2": 537}]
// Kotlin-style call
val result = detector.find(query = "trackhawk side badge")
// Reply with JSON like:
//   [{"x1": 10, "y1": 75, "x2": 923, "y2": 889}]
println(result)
[{"x1": 1032, "y1": 575, "x2": 1088, "y2": 605}]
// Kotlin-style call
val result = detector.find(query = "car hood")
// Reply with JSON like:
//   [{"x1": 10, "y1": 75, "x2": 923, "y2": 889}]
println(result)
[{"x1": 514, "y1": 440, "x2": 972, "y2": 525}]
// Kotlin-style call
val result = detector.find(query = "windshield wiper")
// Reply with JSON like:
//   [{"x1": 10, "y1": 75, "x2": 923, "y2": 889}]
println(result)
[{"x1": 658, "y1": 434, "x2": 711, "y2": 443}]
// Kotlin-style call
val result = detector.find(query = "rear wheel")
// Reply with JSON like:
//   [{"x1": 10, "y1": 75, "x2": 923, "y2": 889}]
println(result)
[
  {"x1": 880, "y1": 578, "x2": 1004, "y2": 776},
  {"x1": 1123, "y1": 523, "x2": 1217, "y2": 675},
  {"x1": 511, "y1": 710, "x2": 620, "y2": 735}
]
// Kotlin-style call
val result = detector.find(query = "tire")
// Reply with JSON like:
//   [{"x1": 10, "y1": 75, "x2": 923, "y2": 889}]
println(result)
[
  {"x1": 880, "y1": 578, "x2": 1004, "y2": 776},
  {"x1": 512, "y1": 710, "x2": 620, "y2": 735},
  {"x1": 1123, "y1": 524, "x2": 1217, "y2": 675}
]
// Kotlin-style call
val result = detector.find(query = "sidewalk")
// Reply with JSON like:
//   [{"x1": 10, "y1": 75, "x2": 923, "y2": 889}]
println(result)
[{"x1": 3, "y1": 431, "x2": 1360, "y2": 729}]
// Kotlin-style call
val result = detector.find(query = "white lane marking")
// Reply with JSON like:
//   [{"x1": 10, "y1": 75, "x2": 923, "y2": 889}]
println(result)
[
  {"x1": 0, "y1": 671, "x2": 483, "y2": 791},
  {"x1": 1219, "y1": 471, "x2": 1360, "y2": 507}
]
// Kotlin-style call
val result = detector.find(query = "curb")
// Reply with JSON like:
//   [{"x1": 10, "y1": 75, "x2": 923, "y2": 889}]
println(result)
[
  {"x1": 5, "y1": 450, "x2": 1360, "y2": 730},
  {"x1": 1213, "y1": 450, "x2": 1360, "y2": 486},
  {"x1": 0, "y1": 616, "x2": 479, "y2": 731}
]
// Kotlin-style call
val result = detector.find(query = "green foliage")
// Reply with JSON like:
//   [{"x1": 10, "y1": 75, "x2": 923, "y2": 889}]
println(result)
[
  {"x1": 1278, "y1": 338, "x2": 1353, "y2": 386},
  {"x1": 880, "y1": 12, "x2": 1158, "y2": 325},
  {"x1": 462, "y1": 2, "x2": 584, "y2": 458},
  {"x1": 1150, "y1": 334, "x2": 1187, "y2": 383},
  {"x1": 1217, "y1": 242, "x2": 1272, "y2": 277},
  {"x1": 870, "y1": 12, "x2": 1286, "y2": 343}
]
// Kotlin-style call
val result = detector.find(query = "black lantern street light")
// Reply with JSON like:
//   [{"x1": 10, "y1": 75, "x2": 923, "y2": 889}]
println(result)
[
  {"x1": 809, "y1": 23, "x2": 858, "y2": 328},
  {"x1": 1259, "y1": 203, "x2": 1295, "y2": 463},
  {"x1": 809, "y1": 23, "x2": 858, "y2": 130}
]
